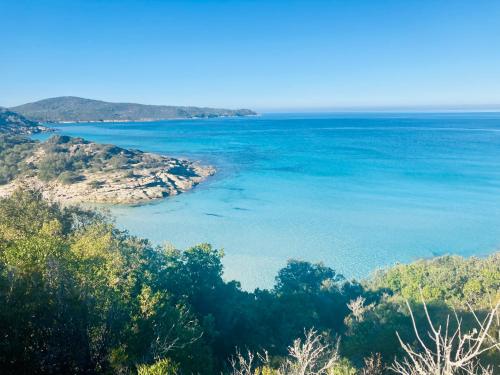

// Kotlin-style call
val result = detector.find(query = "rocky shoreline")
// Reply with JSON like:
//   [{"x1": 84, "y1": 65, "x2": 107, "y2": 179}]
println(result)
[
  {"x1": 0, "y1": 135, "x2": 215, "y2": 205},
  {"x1": 55, "y1": 114, "x2": 260, "y2": 124},
  {"x1": 1, "y1": 107, "x2": 217, "y2": 205},
  {"x1": 0, "y1": 161, "x2": 215, "y2": 205}
]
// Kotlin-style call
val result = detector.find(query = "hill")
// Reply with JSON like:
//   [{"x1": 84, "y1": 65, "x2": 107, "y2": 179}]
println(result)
[
  {"x1": 0, "y1": 108, "x2": 50, "y2": 134},
  {"x1": 10, "y1": 96, "x2": 257, "y2": 123}
]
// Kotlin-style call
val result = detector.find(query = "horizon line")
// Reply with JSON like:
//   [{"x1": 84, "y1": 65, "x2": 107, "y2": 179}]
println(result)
[
  {"x1": 258, "y1": 109, "x2": 500, "y2": 114},
  {"x1": 255, "y1": 104, "x2": 500, "y2": 113}
]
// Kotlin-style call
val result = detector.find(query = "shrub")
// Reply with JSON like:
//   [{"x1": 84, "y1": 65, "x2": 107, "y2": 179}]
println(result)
[
  {"x1": 57, "y1": 171, "x2": 82, "y2": 184},
  {"x1": 137, "y1": 358, "x2": 179, "y2": 375},
  {"x1": 38, "y1": 152, "x2": 73, "y2": 181},
  {"x1": 0, "y1": 136, "x2": 35, "y2": 183}
]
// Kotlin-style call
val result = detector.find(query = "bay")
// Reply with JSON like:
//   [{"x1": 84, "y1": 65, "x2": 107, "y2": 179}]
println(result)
[{"x1": 41, "y1": 113, "x2": 500, "y2": 289}]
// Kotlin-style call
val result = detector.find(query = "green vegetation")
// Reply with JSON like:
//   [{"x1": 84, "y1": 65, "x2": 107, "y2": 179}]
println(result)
[
  {"x1": 37, "y1": 135, "x2": 138, "y2": 182},
  {"x1": 369, "y1": 255, "x2": 500, "y2": 308},
  {"x1": 0, "y1": 135, "x2": 36, "y2": 183},
  {"x1": 0, "y1": 113, "x2": 213, "y2": 204},
  {"x1": 11, "y1": 96, "x2": 257, "y2": 123},
  {"x1": 0, "y1": 134, "x2": 164, "y2": 185},
  {"x1": 0, "y1": 190, "x2": 498, "y2": 374}
]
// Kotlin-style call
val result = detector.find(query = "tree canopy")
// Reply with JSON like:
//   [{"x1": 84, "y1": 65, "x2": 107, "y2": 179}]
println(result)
[{"x1": 0, "y1": 190, "x2": 498, "y2": 374}]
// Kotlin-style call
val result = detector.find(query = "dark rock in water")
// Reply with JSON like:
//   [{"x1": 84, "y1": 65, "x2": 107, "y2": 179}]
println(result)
[{"x1": 204, "y1": 213, "x2": 224, "y2": 217}]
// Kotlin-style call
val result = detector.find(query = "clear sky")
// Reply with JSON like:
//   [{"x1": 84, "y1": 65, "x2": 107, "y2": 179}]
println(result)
[{"x1": 2, "y1": 0, "x2": 500, "y2": 111}]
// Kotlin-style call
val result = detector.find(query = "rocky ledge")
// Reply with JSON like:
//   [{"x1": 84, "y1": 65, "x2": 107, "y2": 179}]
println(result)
[{"x1": 0, "y1": 135, "x2": 215, "y2": 205}]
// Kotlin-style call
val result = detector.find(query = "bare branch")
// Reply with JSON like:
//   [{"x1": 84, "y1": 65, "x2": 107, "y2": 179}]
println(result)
[{"x1": 391, "y1": 295, "x2": 499, "y2": 375}]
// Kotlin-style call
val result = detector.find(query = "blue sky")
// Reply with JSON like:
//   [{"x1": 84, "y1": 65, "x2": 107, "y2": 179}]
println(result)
[{"x1": 2, "y1": 0, "x2": 500, "y2": 110}]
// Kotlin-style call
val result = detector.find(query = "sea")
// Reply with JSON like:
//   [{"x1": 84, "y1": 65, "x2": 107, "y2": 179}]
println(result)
[{"x1": 38, "y1": 113, "x2": 500, "y2": 290}]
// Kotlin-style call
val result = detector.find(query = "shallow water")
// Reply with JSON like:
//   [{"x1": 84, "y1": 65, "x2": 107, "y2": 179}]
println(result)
[{"x1": 41, "y1": 113, "x2": 500, "y2": 289}]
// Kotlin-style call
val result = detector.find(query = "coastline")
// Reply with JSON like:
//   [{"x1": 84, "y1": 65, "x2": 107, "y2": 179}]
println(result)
[
  {"x1": 52, "y1": 114, "x2": 261, "y2": 124},
  {"x1": 0, "y1": 162, "x2": 215, "y2": 205},
  {"x1": 0, "y1": 136, "x2": 216, "y2": 205}
]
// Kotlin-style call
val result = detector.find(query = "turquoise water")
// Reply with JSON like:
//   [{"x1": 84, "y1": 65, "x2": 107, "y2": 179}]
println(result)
[{"x1": 43, "y1": 113, "x2": 500, "y2": 289}]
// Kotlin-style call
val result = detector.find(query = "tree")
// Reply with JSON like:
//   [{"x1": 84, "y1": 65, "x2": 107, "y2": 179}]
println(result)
[{"x1": 274, "y1": 260, "x2": 343, "y2": 296}]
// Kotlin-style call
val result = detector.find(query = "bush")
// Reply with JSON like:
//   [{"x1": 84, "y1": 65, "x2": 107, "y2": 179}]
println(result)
[
  {"x1": 137, "y1": 358, "x2": 179, "y2": 375},
  {"x1": 369, "y1": 255, "x2": 500, "y2": 309},
  {"x1": 0, "y1": 136, "x2": 35, "y2": 184},
  {"x1": 109, "y1": 154, "x2": 130, "y2": 169},
  {"x1": 58, "y1": 171, "x2": 83, "y2": 184},
  {"x1": 38, "y1": 152, "x2": 73, "y2": 181}
]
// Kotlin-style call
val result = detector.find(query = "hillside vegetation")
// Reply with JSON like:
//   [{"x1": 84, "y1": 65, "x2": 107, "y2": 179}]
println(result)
[
  {"x1": 0, "y1": 190, "x2": 498, "y2": 374},
  {"x1": 0, "y1": 135, "x2": 37, "y2": 184},
  {"x1": 11, "y1": 96, "x2": 257, "y2": 123}
]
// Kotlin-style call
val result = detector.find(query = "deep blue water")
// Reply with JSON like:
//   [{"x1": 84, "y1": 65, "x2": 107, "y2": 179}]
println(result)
[{"x1": 39, "y1": 113, "x2": 500, "y2": 289}]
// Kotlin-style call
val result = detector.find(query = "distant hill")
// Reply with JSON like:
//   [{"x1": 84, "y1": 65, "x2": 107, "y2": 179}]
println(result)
[
  {"x1": 10, "y1": 96, "x2": 257, "y2": 123},
  {"x1": 0, "y1": 108, "x2": 50, "y2": 135}
]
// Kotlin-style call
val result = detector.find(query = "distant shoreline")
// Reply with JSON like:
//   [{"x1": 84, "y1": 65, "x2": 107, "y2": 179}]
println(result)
[
  {"x1": 10, "y1": 96, "x2": 258, "y2": 124},
  {"x1": 54, "y1": 114, "x2": 261, "y2": 124}
]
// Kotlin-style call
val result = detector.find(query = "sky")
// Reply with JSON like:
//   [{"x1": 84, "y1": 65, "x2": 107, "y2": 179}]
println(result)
[{"x1": 1, "y1": 0, "x2": 500, "y2": 111}]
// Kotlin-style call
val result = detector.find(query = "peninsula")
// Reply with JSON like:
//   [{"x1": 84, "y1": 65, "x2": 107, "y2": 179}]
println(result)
[
  {"x1": 11, "y1": 96, "x2": 257, "y2": 123},
  {"x1": 0, "y1": 109, "x2": 214, "y2": 204}
]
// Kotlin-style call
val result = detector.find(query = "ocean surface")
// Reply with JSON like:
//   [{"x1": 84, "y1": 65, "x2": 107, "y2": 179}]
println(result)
[{"x1": 40, "y1": 113, "x2": 500, "y2": 290}]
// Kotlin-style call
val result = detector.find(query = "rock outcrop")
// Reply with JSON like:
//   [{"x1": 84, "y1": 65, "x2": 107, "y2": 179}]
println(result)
[
  {"x1": 0, "y1": 135, "x2": 215, "y2": 205},
  {"x1": 0, "y1": 107, "x2": 51, "y2": 135}
]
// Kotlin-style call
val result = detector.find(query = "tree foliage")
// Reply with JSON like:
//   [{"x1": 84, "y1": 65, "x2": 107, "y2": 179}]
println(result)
[
  {"x1": 0, "y1": 190, "x2": 498, "y2": 374},
  {"x1": 369, "y1": 255, "x2": 500, "y2": 309}
]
